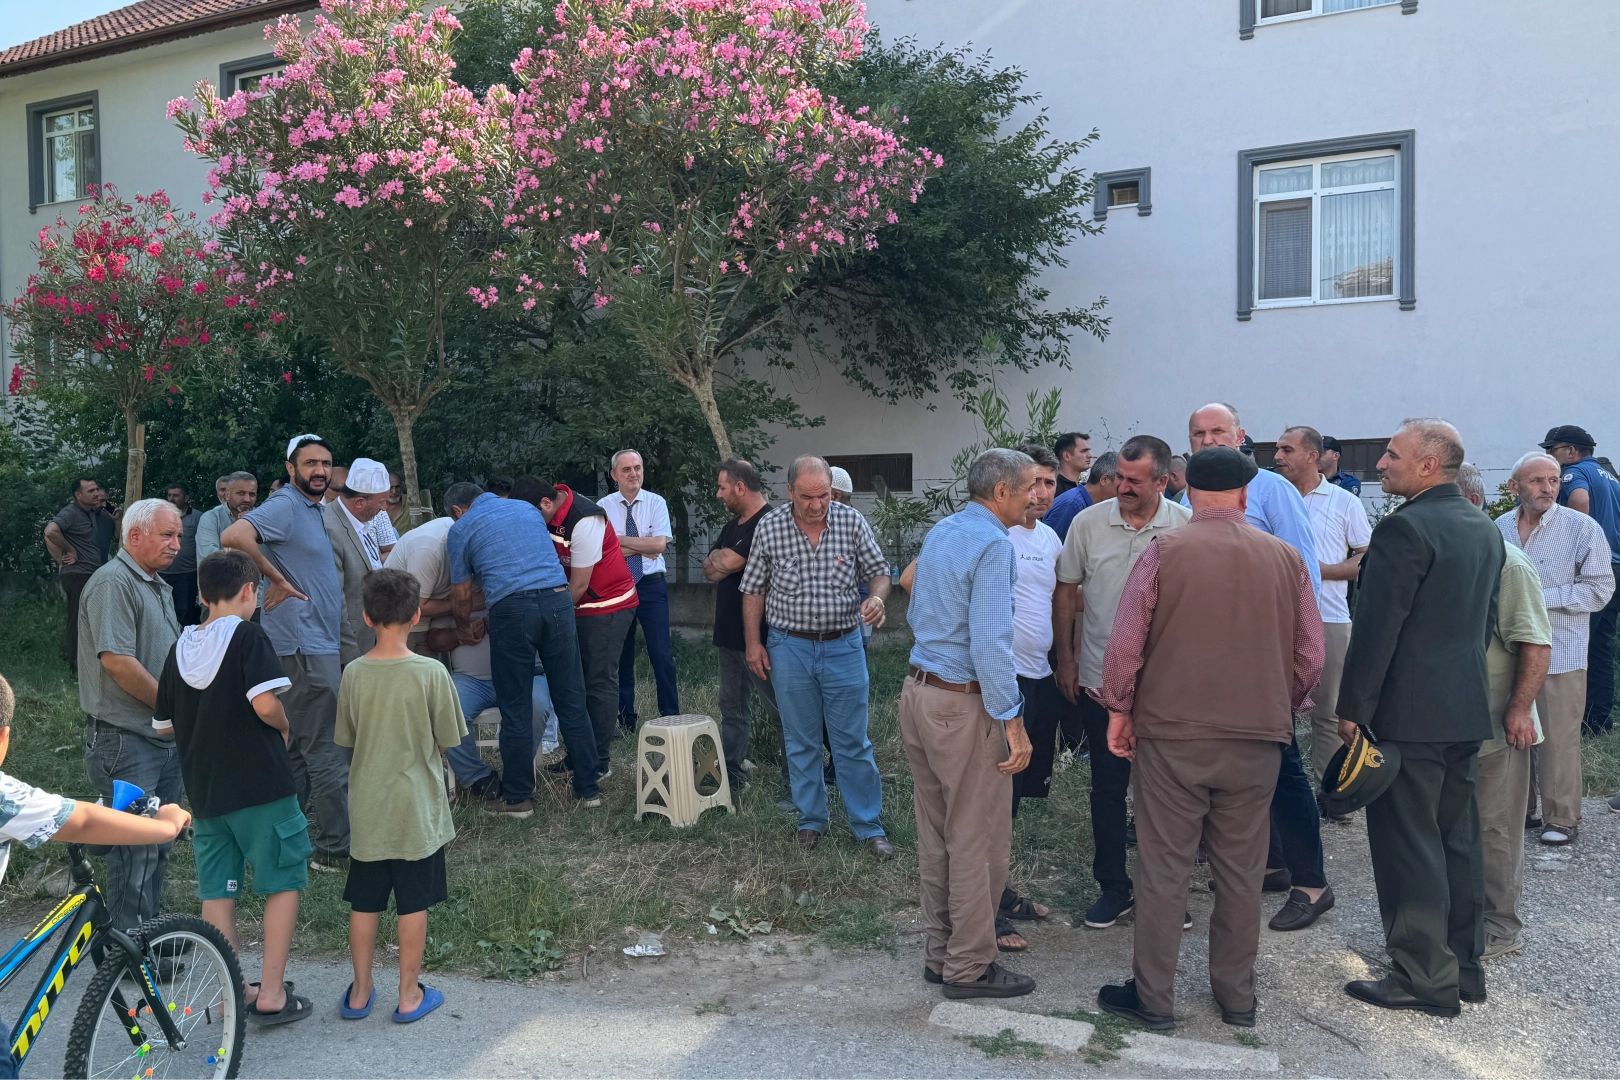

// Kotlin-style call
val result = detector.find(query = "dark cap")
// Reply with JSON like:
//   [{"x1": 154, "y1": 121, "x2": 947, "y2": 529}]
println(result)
[
  {"x1": 1539, "y1": 425, "x2": 1595, "y2": 451},
  {"x1": 1185, "y1": 446, "x2": 1258, "y2": 492},
  {"x1": 1320, "y1": 436, "x2": 1344, "y2": 454},
  {"x1": 1320, "y1": 725, "x2": 1402, "y2": 817}
]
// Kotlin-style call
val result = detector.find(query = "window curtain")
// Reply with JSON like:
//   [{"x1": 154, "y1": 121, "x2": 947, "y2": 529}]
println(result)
[
  {"x1": 1323, "y1": 0, "x2": 1393, "y2": 12},
  {"x1": 1262, "y1": 0, "x2": 1311, "y2": 15},
  {"x1": 1260, "y1": 200, "x2": 1312, "y2": 300},
  {"x1": 1319, "y1": 189, "x2": 1394, "y2": 298}
]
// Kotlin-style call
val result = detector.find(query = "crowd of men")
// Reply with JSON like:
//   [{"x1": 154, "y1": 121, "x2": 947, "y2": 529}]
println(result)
[{"x1": 41, "y1": 405, "x2": 1620, "y2": 1028}]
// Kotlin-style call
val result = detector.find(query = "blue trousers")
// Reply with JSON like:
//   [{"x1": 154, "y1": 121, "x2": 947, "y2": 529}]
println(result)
[
  {"x1": 619, "y1": 573, "x2": 680, "y2": 723},
  {"x1": 766, "y1": 627, "x2": 885, "y2": 839},
  {"x1": 488, "y1": 588, "x2": 597, "y2": 801},
  {"x1": 85, "y1": 723, "x2": 184, "y2": 931},
  {"x1": 1267, "y1": 733, "x2": 1328, "y2": 889},
  {"x1": 448, "y1": 673, "x2": 559, "y2": 787}
]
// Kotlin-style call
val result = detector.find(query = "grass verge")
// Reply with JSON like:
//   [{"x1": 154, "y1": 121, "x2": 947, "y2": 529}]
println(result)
[{"x1": 962, "y1": 1028, "x2": 1045, "y2": 1060}]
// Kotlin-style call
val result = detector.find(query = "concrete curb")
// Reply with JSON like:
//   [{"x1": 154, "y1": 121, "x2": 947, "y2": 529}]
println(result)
[
  {"x1": 1121, "y1": 1031, "x2": 1280, "y2": 1072},
  {"x1": 927, "y1": 1001, "x2": 1095, "y2": 1051}
]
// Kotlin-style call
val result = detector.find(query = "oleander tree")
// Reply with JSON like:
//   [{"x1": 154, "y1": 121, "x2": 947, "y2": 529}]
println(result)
[
  {"x1": 172, "y1": 0, "x2": 513, "y2": 517},
  {"x1": 5, "y1": 187, "x2": 236, "y2": 501},
  {"x1": 500, "y1": 0, "x2": 939, "y2": 459}
]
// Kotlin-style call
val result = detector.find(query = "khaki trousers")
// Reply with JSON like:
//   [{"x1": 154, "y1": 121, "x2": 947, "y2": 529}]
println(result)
[
  {"x1": 898, "y1": 676, "x2": 1012, "y2": 985},
  {"x1": 1132, "y1": 737, "x2": 1280, "y2": 1017},
  {"x1": 1530, "y1": 670, "x2": 1587, "y2": 829},
  {"x1": 1476, "y1": 744, "x2": 1531, "y2": 944},
  {"x1": 1310, "y1": 622, "x2": 1353, "y2": 782}
]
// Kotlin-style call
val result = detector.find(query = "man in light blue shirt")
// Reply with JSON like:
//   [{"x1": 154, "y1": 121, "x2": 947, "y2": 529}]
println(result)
[
  {"x1": 1184, "y1": 404, "x2": 1333, "y2": 932},
  {"x1": 448, "y1": 487, "x2": 599, "y2": 813},
  {"x1": 902, "y1": 448, "x2": 1037, "y2": 999}
]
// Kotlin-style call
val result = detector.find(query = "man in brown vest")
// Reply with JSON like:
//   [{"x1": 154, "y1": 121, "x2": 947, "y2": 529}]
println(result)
[{"x1": 1094, "y1": 446, "x2": 1325, "y2": 1030}]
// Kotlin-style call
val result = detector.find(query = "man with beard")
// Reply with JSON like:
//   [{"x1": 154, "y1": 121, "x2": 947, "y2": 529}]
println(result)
[{"x1": 223, "y1": 435, "x2": 349, "y2": 872}]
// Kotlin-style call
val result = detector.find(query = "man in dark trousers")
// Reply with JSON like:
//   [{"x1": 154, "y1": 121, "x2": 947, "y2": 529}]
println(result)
[{"x1": 1337, "y1": 418, "x2": 1504, "y2": 1017}]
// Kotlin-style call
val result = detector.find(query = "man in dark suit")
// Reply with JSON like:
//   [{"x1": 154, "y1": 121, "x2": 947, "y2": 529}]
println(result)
[{"x1": 1337, "y1": 419, "x2": 1504, "y2": 1017}]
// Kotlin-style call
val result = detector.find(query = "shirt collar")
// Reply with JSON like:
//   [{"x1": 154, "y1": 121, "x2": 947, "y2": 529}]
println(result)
[
  {"x1": 338, "y1": 498, "x2": 369, "y2": 533},
  {"x1": 1107, "y1": 494, "x2": 1176, "y2": 530},
  {"x1": 115, "y1": 547, "x2": 161, "y2": 582},
  {"x1": 1190, "y1": 505, "x2": 1249, "y2": 523},
  {"x1": 1310, "y1": 476, "x2": 1334, "y2": 496},
  {"x1": 964, "y1": 500, "x2": 1010, "y2": 534}
]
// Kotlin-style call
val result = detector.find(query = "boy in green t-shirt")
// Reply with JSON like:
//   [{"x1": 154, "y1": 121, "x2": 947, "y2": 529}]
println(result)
[{"x1": 335, "y1": 568, "x2": 467, "y2": 1024}]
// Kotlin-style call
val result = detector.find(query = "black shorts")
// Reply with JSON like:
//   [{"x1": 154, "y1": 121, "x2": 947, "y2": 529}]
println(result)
[{"x1": 343, "y1": 846, "x2": 448, "y2": 916}]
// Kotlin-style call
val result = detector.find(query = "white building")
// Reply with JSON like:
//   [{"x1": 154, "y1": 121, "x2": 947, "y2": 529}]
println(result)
[{"x1": 4, "y1": 0, "x2": 1617, "y2": 499}]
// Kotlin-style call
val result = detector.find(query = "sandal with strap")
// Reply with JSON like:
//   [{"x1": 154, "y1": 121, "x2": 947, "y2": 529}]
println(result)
[
  {"x1": 995, "y1": 914, "x2": 1028, "y2": 952},
  {"x1": 998, "y1": 888, "x2": 1049, "y2": 921},
  {"x1": 248, "y1": 992, "x2": 313, "y2": 1026}
]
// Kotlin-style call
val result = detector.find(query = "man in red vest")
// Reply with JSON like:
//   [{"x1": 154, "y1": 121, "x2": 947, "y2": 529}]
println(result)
[{"x1": 512, "y1": 478, "x2": 640, "y2": 780}]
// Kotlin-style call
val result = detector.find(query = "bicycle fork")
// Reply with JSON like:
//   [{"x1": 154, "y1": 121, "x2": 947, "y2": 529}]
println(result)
[{"x1": 101, "y1": 929, "x2": 189, "y2": 1053}]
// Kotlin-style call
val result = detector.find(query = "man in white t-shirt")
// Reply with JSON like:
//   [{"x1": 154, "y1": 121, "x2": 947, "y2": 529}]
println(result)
[
  {"x1": 1008, "y1": 446, "x2": 1066, "y2": 814},
  {"x1": 386, "y1": 484, "x2": 559, "y2": 801},
  {"x1": 1274, "y1": 426, "x2": 1372, "y2": 787}
]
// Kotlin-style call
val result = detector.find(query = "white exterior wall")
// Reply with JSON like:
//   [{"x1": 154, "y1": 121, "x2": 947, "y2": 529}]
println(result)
[
  {"x1": 760, "y1": 0, "x2": 1620, "y2": 488},
  {"x1": 0, "y1": 23, "x2": 275, "y2": 375}
]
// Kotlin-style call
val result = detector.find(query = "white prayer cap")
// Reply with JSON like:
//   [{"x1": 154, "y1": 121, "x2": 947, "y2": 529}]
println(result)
[
  {"x1": 345, "y1": 458, "x2": 391, "y2": 495},
  {"x1": 285, "y1": 433, "x2": 324, "y2": 461},
  {"x1": 828, "y1": 466, "x2": 853, "y2": 494}
]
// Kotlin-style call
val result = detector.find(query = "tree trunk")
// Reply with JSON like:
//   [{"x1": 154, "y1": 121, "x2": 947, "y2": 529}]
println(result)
[
  {"x1": 387, "y1": 403, "x2": 428, "y2": 524},
  {"x1": 681, "y1": 368, "x2": 733, "y2": 461},
  {"x1": 123, "y1": 408, "x2": 145, "y2": 505}
]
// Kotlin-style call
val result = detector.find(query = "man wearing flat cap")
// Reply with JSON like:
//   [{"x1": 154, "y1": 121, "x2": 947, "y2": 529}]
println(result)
[
  {"x1": 1540, "y1": 425, "x2": 1620, "y2": 733},
  {"x1": 1094, "y1": 446, "x2": 1324, "y2": 1031},
  {"x1": 1338, "y1": 419, "x2": 1504, "y2": 1017},
  {"x1": 323, "y1": 458, "x2": 395, "y2": 666}
]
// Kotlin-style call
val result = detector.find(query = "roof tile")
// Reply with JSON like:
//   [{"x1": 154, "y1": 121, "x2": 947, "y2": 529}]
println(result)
[{"x1": 0, "y1": 0, "x2": 316, "y2": 75}]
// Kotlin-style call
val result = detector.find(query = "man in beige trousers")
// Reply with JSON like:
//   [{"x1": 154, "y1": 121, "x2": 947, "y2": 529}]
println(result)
[
  {"x1": 1496, "y1": 452, "x2": 1613, "y2": 847},
  {"x1": 901, "y1": 449, "x2": 1035, "y2": 999}
]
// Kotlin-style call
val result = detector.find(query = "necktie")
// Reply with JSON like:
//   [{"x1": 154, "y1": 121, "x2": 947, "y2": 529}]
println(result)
[
  {"x1": 622, "y1": 499, "x2": 644, "y2": 583},
  {"x1": 361, "y1": 527, "x2": 381, "y2": 569}
]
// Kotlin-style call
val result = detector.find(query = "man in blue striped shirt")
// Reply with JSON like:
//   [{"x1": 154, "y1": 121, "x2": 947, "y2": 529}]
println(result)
[{"x1": 903, "y1": 448, "x2": 1036, "y2": 1000}]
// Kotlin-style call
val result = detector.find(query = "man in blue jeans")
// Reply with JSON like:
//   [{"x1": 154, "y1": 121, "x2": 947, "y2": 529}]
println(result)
[
  {"x1": 447, "y1": 484, "x2": 598, "y2": 816},
  {"x1": 740, "y1": 455, "x2": 893, "y2": 857},
  {"x1": 601, "y1": 451, "x2": 681, "y2": 728}
]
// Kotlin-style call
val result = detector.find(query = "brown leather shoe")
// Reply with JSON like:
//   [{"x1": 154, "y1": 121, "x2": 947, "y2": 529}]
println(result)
[
  {"x1": 942, "y1": 962, "x2": 1036, "y2": 999},
  {"x1": 867, "y1": 836, "x2": 894, "y2": 860},
  {"x1": 796, "y1": 829, "x2": 821, "y2": 850}
]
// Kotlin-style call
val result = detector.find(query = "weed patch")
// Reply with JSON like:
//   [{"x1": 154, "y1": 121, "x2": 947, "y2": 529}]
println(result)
[{"x1": 963, "y1": 1028, "x2": 1044, "y2": 1060}]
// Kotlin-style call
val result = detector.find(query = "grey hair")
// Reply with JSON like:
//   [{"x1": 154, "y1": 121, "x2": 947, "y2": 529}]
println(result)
[
  {"x1": 121, "y1": 498, "x2": 181, "y2": 543},
  {"x1": 1455, "y1": 462, "x2": 1486, "y2": 504},
  {"x1": 787, "y1": 455, "x2": 832, "y2": 488},
  {"x1": 967, "y1": 448, "x2": 1034, "y2": 501},
  {"x1": 1088, "y1": 450, "x2": 1121, "y2": 483},
  {"x1": 1512, "y1": 451, "x2": 1561, "y2": 479},
  {"x1": 610, "y1": 449, "x2": 642, "y2": 470},
  {"x1": 225, "y1": 470, "x2": 257, "y2": 485},
  {"x1": 1397, "y1": 418, "x2": 1465, "y2": 477},
  {"x1": 1283, "y1": 425, "x2": 1323, "y2": 456}
]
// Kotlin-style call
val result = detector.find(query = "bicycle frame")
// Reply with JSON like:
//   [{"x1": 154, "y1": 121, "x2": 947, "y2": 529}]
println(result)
[{"x1": 0, "y1": 844, "x2": 187, "y2": 1070}]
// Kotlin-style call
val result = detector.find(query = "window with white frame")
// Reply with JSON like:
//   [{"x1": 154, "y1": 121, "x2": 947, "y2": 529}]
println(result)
[
  {"x1": 234, "y1": 65, "x2": 282, "y2": 92},
  {"x1": 220, "y1": 54, "x2": 284, "y2": 95},
  {"x1": 1261, "y1": 0, "x2": 1396, "y2": 20},
  {"x1": 42, "y1": 104, "x2": 97, "y2": 205},
  {"x1": 1254, "y1": 150, "x2": 1398, "y2": 306}
]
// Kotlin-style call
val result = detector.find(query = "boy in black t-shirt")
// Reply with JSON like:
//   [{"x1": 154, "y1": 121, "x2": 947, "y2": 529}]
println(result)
[{"x1": 155, "y1": 550, "x2": 312, "y2": 1027}]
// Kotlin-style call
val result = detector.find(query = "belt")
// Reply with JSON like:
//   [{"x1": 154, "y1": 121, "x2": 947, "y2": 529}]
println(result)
[
  {"x1": 784, "y1": 627, "x2": 856, "y2": 642},
  {"x1": 908, "y1": 666, "x2": 981, "y2": 695}
]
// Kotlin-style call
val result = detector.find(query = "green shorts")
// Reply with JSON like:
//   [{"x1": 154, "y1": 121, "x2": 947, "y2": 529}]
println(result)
[{"x1": 192, "y1": 796, "x2": 311, "y2": 900}]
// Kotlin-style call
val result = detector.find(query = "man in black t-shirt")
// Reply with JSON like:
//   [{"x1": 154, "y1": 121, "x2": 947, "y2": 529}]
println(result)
[
  {"x1": 43, "y1": 478, "x2": 116, "y2": 673},
  {"x1": 704, "y1": 459, "x2": 784, "y2": 795}
]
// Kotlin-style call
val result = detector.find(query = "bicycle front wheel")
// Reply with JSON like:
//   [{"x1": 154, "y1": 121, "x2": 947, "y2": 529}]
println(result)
[{"x1": 64, "y1": 913, "x2": 245, "y2": 1080}]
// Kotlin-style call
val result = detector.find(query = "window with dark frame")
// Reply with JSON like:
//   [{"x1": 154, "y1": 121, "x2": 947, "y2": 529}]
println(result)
[
  {"x1": 26, "y1": 92, "x2": 100, "y2": 212},
  {"x1": 219, "y1": 54, "x2": 283, "y2": 95},
  {"x1": 1241, "y1": 0, "x2": 1414, "y2": 38},
  {"x1": 1107, "y1": 181, "x2": 1139, "y2": 208},
  {"x1": 1092, "y1": 167, "x2": 1151, "y2": 221},
  {"x1": 824, "y1": 454, "x2": 913, "y2": 493}
]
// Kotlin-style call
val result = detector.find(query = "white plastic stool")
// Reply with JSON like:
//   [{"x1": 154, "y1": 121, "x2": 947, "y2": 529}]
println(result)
[
  {"x1": 472, "y1": 707, "x2": 502, "y2": 750},
  {"x1": 635, "y1": 714, "x2": 733, "y2": 827}
]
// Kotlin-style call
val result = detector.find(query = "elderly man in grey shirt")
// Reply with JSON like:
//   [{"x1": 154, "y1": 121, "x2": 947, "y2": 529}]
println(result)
[
  {"x1": 79, "y1": 498, "x2": 184, "y2": 931},
  {"x1": 223, "y1": 434, "x2": 349, "y2": 868}
]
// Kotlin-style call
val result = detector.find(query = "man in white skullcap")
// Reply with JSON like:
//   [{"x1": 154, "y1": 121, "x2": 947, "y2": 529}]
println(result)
[{"x1": 322, "y1": 458, "x2": 394, "y2": 666}]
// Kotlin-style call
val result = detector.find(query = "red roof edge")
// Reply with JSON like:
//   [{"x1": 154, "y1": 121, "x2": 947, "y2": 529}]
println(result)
[{"x1": 0, "y1": 0, "x2": 319, "y2": 81}]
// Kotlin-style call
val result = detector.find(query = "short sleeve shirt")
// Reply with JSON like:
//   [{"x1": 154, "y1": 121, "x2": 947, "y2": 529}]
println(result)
[
  {"x1": 51, "y1": 502, "x2": 115, "y2": 577},
  {"x1": 242, "y1": 486, "x2": 343, "y2": 656},
  {"x1": 335, "y1": 655, "x2": 467, "y2": 862},
  {"x1": 155, "y1": 620, "x2": 296, "y2": 818},
  {"x1": 738, "y1": 502, "x2": 888, "y2": 634},
  {"x1": 1558, "y1": 456, "x2": 1620, "y2": 561},
  {"x1": 446, "y1": 493, "x2": 568, "y2": 606},
  {"x1": 1482, "y1": 544, "x2": 1552, "y2": 756},
  {"x1": 0, "y1": 773, "x2": 75, "y2": 885},
  {"x1": 78, "y1": 550, "x2": 181, "y2": 735},
  {"x1": 1008, "y1": 522, "x2": 1062, "y2": 679},
  {"x1": 1302, "y1": 478, "x2": 1373, "y2": 623},
  {"x1": 712, "y1": 507, "x2": 769, "y2": 650},
  {"x1": 1056, "y1": 496, "x2": 1191, "y2": 688}
]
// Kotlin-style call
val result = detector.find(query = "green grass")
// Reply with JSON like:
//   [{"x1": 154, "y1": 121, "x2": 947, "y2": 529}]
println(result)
[
  {"x1": 1052, "y1": 1008, "x2": 1137, "y2": 1065},
  {"x1": 1234, "y1": 1030, "x2": 1266, "y2": 1049},
  {"x1": 962, "y1": 1028, "x2": 1045, "y2": 1060}
]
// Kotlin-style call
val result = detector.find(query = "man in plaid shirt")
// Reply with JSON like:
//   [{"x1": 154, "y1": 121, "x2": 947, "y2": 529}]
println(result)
[{"x1": 741, "y1": 456, "x2": 893, "y2": 856}]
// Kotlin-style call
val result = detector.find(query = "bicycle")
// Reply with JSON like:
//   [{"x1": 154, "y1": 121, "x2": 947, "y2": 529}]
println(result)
[{"x1": 0, "y1": 787, "x2": 244, "y2": 1079}]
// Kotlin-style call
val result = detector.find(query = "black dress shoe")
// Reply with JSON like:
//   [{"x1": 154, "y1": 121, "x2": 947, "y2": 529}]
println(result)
[
  {"x1": 924, "y1": 966, "x2": 943, "y2": 984},
  {"x1": 1262, "y1": 867, "x2": 1293, "y2": 892},
  {"x1": 1269, "y1": 885, "x2": 1334, "y2": 931},
  {"x1": 1345, "y1": 977, "x2": 1460, "y2": 1017},
  {"x1": 1097, "y1": 980, "x2": 1174, "y2": 1031},
  {"x1": 1221, "y1": 1003, "x2": 1256, "y2": 1028}
]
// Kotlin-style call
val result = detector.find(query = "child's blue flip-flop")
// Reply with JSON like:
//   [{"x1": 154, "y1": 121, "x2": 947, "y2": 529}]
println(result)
[
  {"x1": 339, "y1": 983, "x2": 374, "y2": 1020},
  {"x1": 392, "y1": 984, "x2": 444, "y2": 1024}
]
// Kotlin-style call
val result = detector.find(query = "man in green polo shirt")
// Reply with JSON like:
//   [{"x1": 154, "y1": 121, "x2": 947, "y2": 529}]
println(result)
[{"x1": 78, "y1": 498, "x2": 184, "y2": 932}]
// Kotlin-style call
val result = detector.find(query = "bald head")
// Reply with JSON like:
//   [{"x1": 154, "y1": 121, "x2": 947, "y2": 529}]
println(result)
[{"x1": 1188, "y1": 403, "x2": 1244, "y2": 454}]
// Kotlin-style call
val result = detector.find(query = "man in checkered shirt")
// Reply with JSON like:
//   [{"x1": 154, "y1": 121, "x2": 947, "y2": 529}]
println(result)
[{"x1": 741, "y1": 456, "x2": 894, "y2": 857}]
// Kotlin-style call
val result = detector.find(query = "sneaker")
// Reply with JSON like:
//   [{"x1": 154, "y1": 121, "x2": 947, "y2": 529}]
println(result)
[
  {"x1": 580, "y1": 795, "x2": 603, "y2": 808},
  {"x1": 486, "y1": 799, "x2": 534, "y2": 819},
  {"x1": 597, "y1": 767, "x2": 612, "y2": 781},
  {"x1": 310, "y1": 850, "x2": 349, "y2": 873},
  {"x1": 1482, "y1": 936, "x2": 1525, "y2": 960},
  {"x1": 1084, "y1": 891, "x2": 1135, "y2": 929}
]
